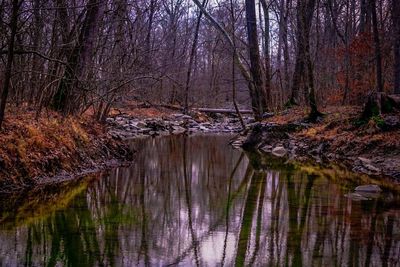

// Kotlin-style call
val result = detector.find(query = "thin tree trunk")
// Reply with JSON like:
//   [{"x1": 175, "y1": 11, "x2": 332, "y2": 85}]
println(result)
[
  {"x1": 245, "y1": 0, "x2": 267, "y2": 120},
  {"x1": 371, "y1": 0, "x2": 384, "y2": 92},
  {"x1": 52, "y1": 0, "x2": 104, "y2": 114},
  {"x1": 393, "y1": 0, "x2": 400, "y2": 94},
  {"x1": 0, "y1": 0, "x2": 20, "y2": 130},
  {"x1": 260, "y1": 0, "x2": 272, "y2": 108},
  {"x1": 230, "y1": 0, "x2": 246, "y2": 130},
  {"x1": 29, "y1": 0, "x2": 43, "y2": 104},
  {"x1": 360, "y1": 0, "x2": 367, "y2": 33},
  {"x1": 290, "y1": 0, "x2": 306, "y2": 105},
  {"x1": 290, "y1": 0, "x2": 321, "y2": 120},
  {"x1": 145, "y1": 0, "x2": 156, "y2": 65},
  {"x1": 283, "y1": 0, "x2": 291, "y2": 93},
  {"x1": 184, "y1": 0, "x2": 207, "y2": 113}
]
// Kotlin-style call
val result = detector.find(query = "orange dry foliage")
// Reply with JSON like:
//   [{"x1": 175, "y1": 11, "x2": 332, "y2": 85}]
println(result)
[
  {"x1": 326, "y1": 33, "x2": 393, "y2": 105},
  {"x1": 0, "y1": 109, "x2": 106, "y2": 182},
  {"x1": 294, "y1": 106, "x2": 400, "y2": 156}
]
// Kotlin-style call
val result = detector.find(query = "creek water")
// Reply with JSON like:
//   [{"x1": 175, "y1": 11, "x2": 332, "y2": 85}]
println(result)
[{"x1": 0, "y1": 134, "x2": 399, "y2": 266}]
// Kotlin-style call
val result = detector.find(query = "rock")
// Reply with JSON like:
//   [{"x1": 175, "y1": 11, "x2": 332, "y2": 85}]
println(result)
[
  {"x1": 355, "y1": 184, "x2": 382, "y2": 193},
  {"x1": 136, "y1": 121, "x2": 147, "y2": 128},
  {"x1": 138, "y1": 128, "x2": 152, "y2": 134},
  {"x1": 358, "y1": 157, "x2": 372, "y2": 165},
  {"x1": 171, "y1": 125, "x2": 186, "y2": 134},
  {"x1": 358, "y1": 157, "x2": 380, "y2": 173},
  {"x1": 383, "y1": 115, "x2": 400, "y2": 130},
  {"x1": 345, "y1": 193, "x2": 370, "y2": 201},
  {"x1": 262, "y1": 112, "x2": 274, "y2": 119},
  {"x1": 182, "y1": 115, "x2": 192, "y2": 120},
  {"x1": 272, "y1": 146, "x2": 287, "y2": 157},
  {"x1": 242, "y1": 123, "x2": 263, "y2": 149},
  {"x1": 260, "y1": 145, "x2": 273, "y2": 153},
  {"x1": 245, "y1": 118, "x2": 256, "y2": 124},
  {"x1": 364, "y1": 164, "x2": 380, "y2": 173},
  {"x1": 172, "y1": 113, "x2": 185, "y2": 118}
]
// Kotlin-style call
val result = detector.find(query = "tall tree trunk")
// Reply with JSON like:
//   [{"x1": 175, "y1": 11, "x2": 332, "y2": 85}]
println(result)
[
  {"x1": 184, "y1": 0, "x2": 207, "y2": 113},
  {"x1": 360, "y1": 0, "x2": 367, "y2": 33},
  {"x1": 192, "y1": 0, "x2": 266, "y2": 121},
  {"x1": 0, "y1": 0, "x2": 20, "y2": 130},
  {"x1": 260, "y1": 0, "x2": 272, "y2": 108},
  {"x1": 393, "y1": 0, "x2": 400, "y2": 94},
  {"x1": 29, "y1": 0, "x2": 43, "y2": 104},
  {"x1": 283, "y1": 0, "x2": 291, "y2": 93},
  {"x1": 230, "y1": 0, "x2": 246, "y2": 129},
  {"x1": 371, "y1": 0, "x2": 384, "y2": 92},
  {"x1": 52, "y1": 0, "x2": 104, "y2": 115},
  {"x1": 290, "y1": 0, "x2": 306, "y2": 105},
  {"x1": 289, "y1": 0, "x2": 321, "y2": 120},
  {"x1": 145, "y1": 0, "x2": 156, "y2": 65},
  {"x1": 245, "y1": 0, "x2": 267, "y2": 120}
]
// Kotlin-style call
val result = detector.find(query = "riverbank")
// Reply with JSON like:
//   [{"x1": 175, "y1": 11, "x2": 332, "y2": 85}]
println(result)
[
  {"x1": 0, "y1": 104, "x2": 248, "y2": 194},
  {"x1": 236, "y1": 106, "x2": 400, "y2": 181},
  {"x1": 2, "y1": 104, "x2": 399, "y2": 194},
  {"x1": 0, "y1": 110, "x2": 132, "y2": 193},
  {"x1": 107, "y1": 103, "x2": 400, "y2": 181}
]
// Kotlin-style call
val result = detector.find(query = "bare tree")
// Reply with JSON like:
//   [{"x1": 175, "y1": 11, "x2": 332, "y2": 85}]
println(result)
[
  {"x1": 260, "y1": 0, "x2": 272, "y2": 107},
  {"x1": 0, "y1": 0, "x2": 20, "y2": 129},
  {"x1": 184, "y1": 0, "x2": 207, "y2": 113},
  {"x1": 371, "y1": 0, "x2": 384, "y2": 92},
  {"x1": 393, "y1": 0, "x2": 400, "y2": 94},
  {"x1": 192, "y1": 0, "x2": 267, "y2": 120},
  {"x1": 52, "y1": 0, "x2": 105, "y2": 115},
  {"x1": 245, "y1": 0, "x2": 268, "y2": 119},
  {"x1": 289, "y1": 0, "x2": 322, "y2": 120}
]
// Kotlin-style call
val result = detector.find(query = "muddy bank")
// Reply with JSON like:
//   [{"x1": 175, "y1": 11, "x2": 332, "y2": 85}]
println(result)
[
  {"x1": 233, "y1": 108, "x2": 400, "y2": 182},
  {"x1": 0, "y1": 112, "x2": 133, "y2": 193}
]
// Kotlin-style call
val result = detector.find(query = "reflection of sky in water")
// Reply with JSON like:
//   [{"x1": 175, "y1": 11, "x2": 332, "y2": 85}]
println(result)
[
  {"x1": 0, "y1": 134, "x2": 399, "y2": 267},
  {"x1": 200, "y1": 232, "x2": 236, "y2": 266}
]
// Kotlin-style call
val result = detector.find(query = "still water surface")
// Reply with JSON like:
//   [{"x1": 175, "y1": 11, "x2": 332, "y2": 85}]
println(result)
[{"x1": 0, "y1": 134, "x2": 399, "y2": 266}]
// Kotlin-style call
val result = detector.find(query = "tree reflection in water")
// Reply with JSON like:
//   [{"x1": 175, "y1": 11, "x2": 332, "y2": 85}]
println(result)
[{"x1": 0, "y1": 135, "x2": 399, "y2": 266}]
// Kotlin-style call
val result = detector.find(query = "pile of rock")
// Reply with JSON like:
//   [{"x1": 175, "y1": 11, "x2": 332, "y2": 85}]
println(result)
[{"x1": 107, "y1": 113, "x2": 248, "y2": 140}]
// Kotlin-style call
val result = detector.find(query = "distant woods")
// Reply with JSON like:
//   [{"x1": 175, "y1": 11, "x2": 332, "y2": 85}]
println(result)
[{"x1": 0, "y1": 0, "x2": 399, "y2": 125}]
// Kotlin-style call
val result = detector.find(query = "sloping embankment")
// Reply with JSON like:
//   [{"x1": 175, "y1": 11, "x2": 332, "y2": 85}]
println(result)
[{"x1": 0, "y1": 111, "x2": 132, "y2": 193}]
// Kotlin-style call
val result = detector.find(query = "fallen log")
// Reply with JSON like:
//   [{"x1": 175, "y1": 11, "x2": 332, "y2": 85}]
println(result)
[{"x1": 194, "y1": 108, "x2": 254, "y2": 114}]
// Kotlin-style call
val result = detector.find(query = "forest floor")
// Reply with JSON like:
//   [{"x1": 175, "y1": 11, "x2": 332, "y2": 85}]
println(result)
[
  {"x1": 0, "y1": 108, "x2": 132, "y2": 193},
  {"x1": 255, "y1": 106, "x2": 400, "y2": 181}
]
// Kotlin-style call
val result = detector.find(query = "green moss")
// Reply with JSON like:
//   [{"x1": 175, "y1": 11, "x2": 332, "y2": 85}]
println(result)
[{"x1": 371, "y1": 115, "x2": 385, "y2": 128}]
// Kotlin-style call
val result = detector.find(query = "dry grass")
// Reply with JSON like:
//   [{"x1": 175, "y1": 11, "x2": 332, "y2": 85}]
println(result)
[
  {"x1": 0, "y1": 108, "x2": 109, "y2": 184},
  {"x1": 291, "y1": 106, "x2": 400, "y2": 153},
  {"x1": 265, "y1": 105, "x2": 400, "y2": 179}
]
